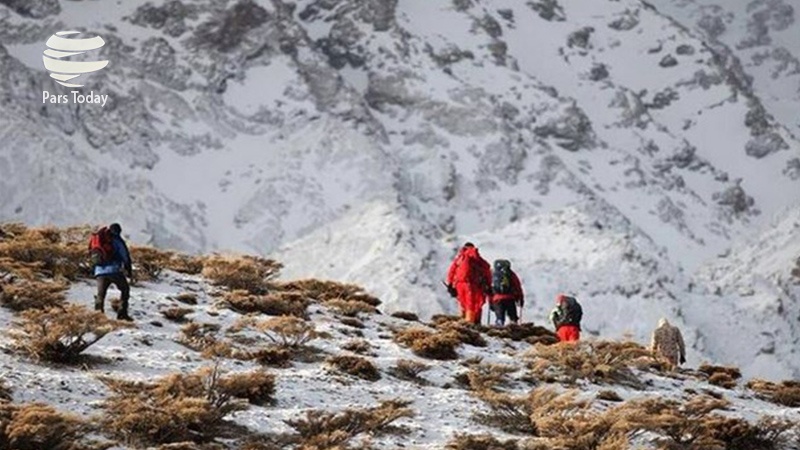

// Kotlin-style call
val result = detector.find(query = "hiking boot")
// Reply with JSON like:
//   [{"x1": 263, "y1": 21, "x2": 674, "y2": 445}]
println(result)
[
  {"x1": 94, "y1": 305, "x2": 104, "y2": 313},
  {"x1": 117, "y1": 313, "x2": 133, "y2": 322}
]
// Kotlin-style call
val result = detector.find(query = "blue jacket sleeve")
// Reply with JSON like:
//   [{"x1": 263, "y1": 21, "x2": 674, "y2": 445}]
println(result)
[{"x1": 114, "y1": 238, "x2": 132, "y2": 272}]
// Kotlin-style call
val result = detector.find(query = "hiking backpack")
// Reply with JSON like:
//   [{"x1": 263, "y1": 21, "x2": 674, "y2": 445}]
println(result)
[
  {"x1": 88, "y1": 227, "x2": 115, "y2": 265},
  {"x1": 492, "y1": 260, "x2": 513, "y2": 295},
  {"x1": 561, "y1": 296, "x2": 583, "y2": 326}
]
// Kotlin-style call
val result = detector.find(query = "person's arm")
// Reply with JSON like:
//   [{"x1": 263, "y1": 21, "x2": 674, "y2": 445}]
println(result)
[
  {"x1": 446, "y1": 255, "x2": 459, "y2": 286},
  {"x1": 115, "y1": 238, "x2": 132, "y2": 275},
  {"x1": 677, "y1": 329, "x2": 686, "y2": 363}
]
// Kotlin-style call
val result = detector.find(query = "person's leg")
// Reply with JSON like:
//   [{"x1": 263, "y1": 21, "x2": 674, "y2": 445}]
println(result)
[
  {"x1": 493, "y1": 302, "x2": 505, "y2": 326},
  {"x1": 504, "y1": 300, "x2": 518, "y2": 325},
  {"x1": 95, "y1": 276, "x2": 111, "y2": 312},
  {"x1": 111, "y1": 273, "x2": 131, "y2": 320}
]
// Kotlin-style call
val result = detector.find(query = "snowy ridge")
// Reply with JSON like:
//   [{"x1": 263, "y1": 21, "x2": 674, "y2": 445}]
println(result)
[{"x1": 0, "y1": 0, "x2": 798, "y2": 379}]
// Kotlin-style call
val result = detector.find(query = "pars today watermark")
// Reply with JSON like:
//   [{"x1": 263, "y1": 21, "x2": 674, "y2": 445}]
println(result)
[{"x1": 41, "y1": 31, "x2": 111, "y2": 107}]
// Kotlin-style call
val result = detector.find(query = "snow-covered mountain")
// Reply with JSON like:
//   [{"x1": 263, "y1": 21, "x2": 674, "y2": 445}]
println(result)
[{"x1": 0, "y1": 0, "x2": 798, "y2": 379}]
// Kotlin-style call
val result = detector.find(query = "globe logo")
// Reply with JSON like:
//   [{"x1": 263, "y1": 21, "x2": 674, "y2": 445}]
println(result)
[{"x1": 42, "y1": 31, "x2": 109, "y2": 88}]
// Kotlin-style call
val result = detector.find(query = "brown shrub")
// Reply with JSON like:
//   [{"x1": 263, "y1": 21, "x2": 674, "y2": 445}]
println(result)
[
  {"x1": 699, "y1": 364, "x2": 742, "y2": 381},
  {"x1": 0, "y1": 256, "x2": 41, "y2": 280},
  {"x1": 131, "y1": 246, "x2": 204, "y2": 280},
  {"x1": 458, "y1": 364, "x2": 516, "y2": 391},
  {"x1": 324, "y1": 298, "x2": 378, "y2": 317},
  {"x1": 446, "y1": 434, "x2": 519, "y2": 450},
  {"x1": 746, "y1": 379, "x2": 800, "y2": 407},
  {"x1": 173, "y1": 292, "x2": 199, "y2": 305},
  {"x1": 10, "y1": 304, "x2": 129, "y2": 363},
  {"x1": 250, "y1": 316, "x2": 318, "y2": 349},
  {"x1": 0, "y1": 225, "x2": 90, "y2": 280},
  {"x1": 388, "y1": 359, "x2": 431, "y2": 383},
  {"x1": 250, "y1": 347, "x2": 293, "y2": 368},
  {"x1": 161, "y1": 307, "x2": 195, "y2": 323},
  {"x1": 435, "y1": 321, "x2": 487, "y2": 348},
  {"x1": 595, "y1": 390, "x2": 623, "y2": 402},
  {"x1": 0, "y1": 278, "x2": 68, "y2": 311},
  {"x1": 220, "y1": 290, "x2": 308, "y2": 318},
  {"x1": 339, "y1": 317, "x2": 365, "y2": 329},
  {"x1": 394, "y1": 327, "x2": 459, "y2": 360},
  {"x1": 202, "y1": 255, "x2": 281, "y2": 293},
  {"x1": 0, "y1": 402, "x2": 89, "y2": 450},
  {"x1": 391, "y1": 311, "x2": 419, "y2": 321},
  {"x1": 218, "y1": 370, "x2": 276, "y2": 406},
  {"x1": 276, "y1": 279, "x2": 381, "y2": 307},
  {"x1": 178, "y1": 322, "x2": 222, "y2": 353},
  {"x1": 526, "y1": 341, "x2": 649, "y2": 388},
  {"x1": 341, "y1": 339, "x2": 372, "y2": 355},
  {"x1": 285, "y1": 400, "x2": 412, "y2": 449},
  {"x1": 100, "y1": 366, "x2": 250, "y2": 446},
  {"x1": 327, "y1": 355, "x2": 381, "y2": 381},
  {"x1": 708, "y1": 372, "x2": 737, "y2": 389},
  {"x1": 430, "y1": 314, "x2": 462, "y2": 326},
  {"x1": 483, "y1": 323, "x2": 558, "y2": 345}
]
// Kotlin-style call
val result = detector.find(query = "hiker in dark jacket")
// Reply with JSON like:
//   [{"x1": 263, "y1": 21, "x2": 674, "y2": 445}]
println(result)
[
  {"x1": 549, "y1": 294, "x2": 582, "y2": 342},
  {"x1": 489, "y1": 260, "x2": 524, "y2": 326},
  {"x1": 94, "y1": 223, "x2": 133, "y2": 321}
]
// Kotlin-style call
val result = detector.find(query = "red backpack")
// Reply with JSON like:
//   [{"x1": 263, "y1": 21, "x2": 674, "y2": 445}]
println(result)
[{"x1": 88, "y1": 227, "x2": 115, "y2": 265}]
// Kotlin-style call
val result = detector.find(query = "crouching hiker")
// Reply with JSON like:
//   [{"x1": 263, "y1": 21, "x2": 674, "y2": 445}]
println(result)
[
  {"x1": 550, "y1": 294, "x2": 582, "y2": 342},
  {"x1": 650, "y1": 318, "x2": 686, "y2": 371},
  {"x1": 446, "y1": 242, "x2": 492, "y2": 324},
  {"x1": 489, "y1": 259, "x2": 523, "y2": 326},
  {"x1": 89, "y1": 223, "x2": 133, "y2": 321}
]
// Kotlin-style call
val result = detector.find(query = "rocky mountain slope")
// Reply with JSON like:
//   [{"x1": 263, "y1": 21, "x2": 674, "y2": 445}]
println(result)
[{"x1": 0, "y1": 0, "x2": 798, "y2": 379}]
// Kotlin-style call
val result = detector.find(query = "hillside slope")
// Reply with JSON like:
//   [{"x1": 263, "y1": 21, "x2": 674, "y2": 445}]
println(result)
[
  {"x1": 0, "y1": 232, "x2": 798, "y2": 449},
  {"x1": 0, "y1": 0, "x2": 798, "y2": 378}
]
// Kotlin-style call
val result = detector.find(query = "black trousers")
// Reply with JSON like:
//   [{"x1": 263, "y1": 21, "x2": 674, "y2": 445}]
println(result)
[
  {"x1": 491, "y1": 299, "x2": 519, "y2": 325},
  {"x1": 95, "y1": 273, "x2": 130, "y2": 316}
]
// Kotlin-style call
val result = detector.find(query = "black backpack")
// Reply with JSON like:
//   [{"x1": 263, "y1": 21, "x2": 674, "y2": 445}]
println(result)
[
  {"x1": 492, "y1": 260, "x2": 513, "y2": 295},
  {"x1": 561, "y1": 296, "x2": 583, "y2": 326}
]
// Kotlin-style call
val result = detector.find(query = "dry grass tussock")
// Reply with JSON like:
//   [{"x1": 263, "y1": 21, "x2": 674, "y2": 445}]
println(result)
[
  {"x1": 456, "y1": 363, "x2": 517, "y2": 392},
  {"x1": 284, "y1": 399, "x2": 412, "y2": 450},
  {"x1": 388, "y1": 359, "x2": 431, "y2": 384},
  {"x1": 526, "y1": 341, "x2": 657, "y2": 387},
  {"x1": 390, "y1": 311, "x2": 419, "y2": 321},
  {"x1": 223, "y1": 316, "x2": 320, "y2": 366},
  {"x1": 162, "y1": 306, "x2": 195, "y2": 323},
  {"x1": 202, "y1": 255, "x2": 282, "y2": 294},
  {"x1": 699, "y1": 364, "x2": 742, "y2": 389},
  {"x1": 323, "y1": 298, "x2": 378, "y2": 317},
  {"x1": 0, "y1": 402, "x2": 92, "y2": 450},
  {"x1": 129, "y1": 245, "x2": 204, "y2": 280},
  {"x1": 178, "y1": 322, "x2": 224, "y2": 354},
  {"x1": 341, "y1": 339, "x2": 373, "y2": 355},
  {"x1": 100, "y1": 365, "x2": 274, "y2": 446},
  {"x1": 482, "y1": 323, "x2": 559, "y2": 346},
  {"x1": 746, "y1": 379, "x2": 800, "y2": 407},
  {"x1": 475, "y1": 388, "x2": 797, "y2": 450},
  {"x1": 220, "y1": 290, "x2": 308, "y2": 318},
  {"x1": 0, "y1": 277, "x2": 68, "y2": 311},
  {"x1": 10, "y1": 304, "x2": 130, "y2": 364},
  {"x1": 327, "y1": 355, "x2": 381, "y2": 381},
  {"x1": 446, "y1": 434, "x2": 520, "y2": 450},
  {"x1": 394, "y1": 326, "x2": 460, "y2": 360},
  {"x1": 276, "y1": 279, "x2": 381, "y2": 307},
  {"x1": 0, "y1": 224, "x2": 90, "y2": 281},
  {"x1": 434, "y1": 320, "x2": 487, "y2": 348}
]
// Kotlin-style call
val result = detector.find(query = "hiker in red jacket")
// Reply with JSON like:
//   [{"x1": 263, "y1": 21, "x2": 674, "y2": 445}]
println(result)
[
  {"x1": 550, "y1": 294, "x2": 583, "y2": 342},
  {"x1": 489, "y1": 260, "x2": 524, "y2": 326},
  {"x1": 446, "y1": 242, "x2": 492, "y2": 324}
]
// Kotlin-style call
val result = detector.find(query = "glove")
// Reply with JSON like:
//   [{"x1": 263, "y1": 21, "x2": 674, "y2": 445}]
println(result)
[{"x1": 446, "y1": 284, "x2": 458, "y2": 298}]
